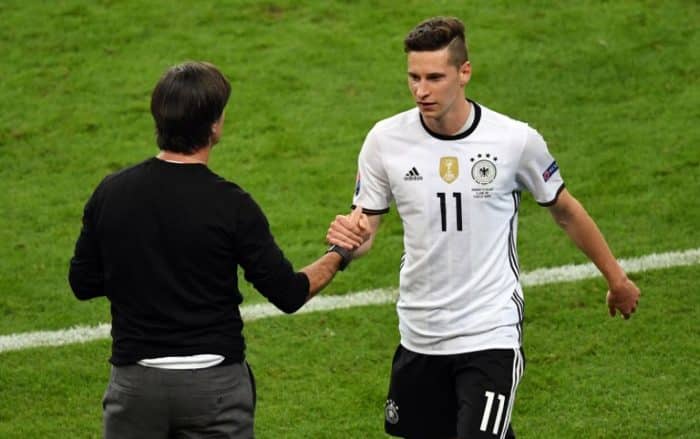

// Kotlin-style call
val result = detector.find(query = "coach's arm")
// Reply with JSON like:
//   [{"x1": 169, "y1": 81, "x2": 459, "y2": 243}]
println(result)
[
  {"x1": 547, "y1": 188, "x2": 640, "y2": 319},
  {"x1": 69, "y1": 201, "x2": 105, "y2": 300}
]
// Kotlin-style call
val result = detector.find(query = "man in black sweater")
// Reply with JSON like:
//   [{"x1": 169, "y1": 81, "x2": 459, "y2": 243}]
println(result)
[{"x1": 69, "y1": 61, "x2": 366, "y2": 438}]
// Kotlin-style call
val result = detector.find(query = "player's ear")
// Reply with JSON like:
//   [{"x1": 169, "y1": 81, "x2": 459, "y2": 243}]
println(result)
[{"x1": 459, "y1": 61, "x2": 471, "y2": 87}]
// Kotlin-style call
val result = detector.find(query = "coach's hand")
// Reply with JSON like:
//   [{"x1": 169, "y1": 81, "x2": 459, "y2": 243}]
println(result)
[
  {"x1": 606, "y1": 277, "x2": 640, "y2": 319},
  {"x1": 326, "y1": 206, "x2": 370, "y2": 250}
]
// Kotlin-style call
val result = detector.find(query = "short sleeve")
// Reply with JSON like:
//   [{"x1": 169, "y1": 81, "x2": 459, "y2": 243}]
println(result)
[
  {"x1": 352, "y1": 127, "x2": 392, "y2": 214},
  {"x1": 515, "y1": 127, "x2": 565, "y2": 206}
]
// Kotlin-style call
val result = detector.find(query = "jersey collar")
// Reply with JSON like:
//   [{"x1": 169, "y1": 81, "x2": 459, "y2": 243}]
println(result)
[{"x1": 419, "y1": 99, "x2": 482, "y2": 141}]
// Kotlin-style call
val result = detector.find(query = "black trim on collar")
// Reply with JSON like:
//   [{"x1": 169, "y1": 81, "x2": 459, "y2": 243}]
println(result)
[
  {"x1": 419, "y1": 99, "x2": 482, "y2": 140},
  {"x1": 538, "y1": 183, "x2": 566, "y2": 207}
]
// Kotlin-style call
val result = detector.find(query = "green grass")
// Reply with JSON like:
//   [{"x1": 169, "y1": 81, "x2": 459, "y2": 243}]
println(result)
[{"x1": 0, "y1": 0, "x2": 698, "y2": 437}]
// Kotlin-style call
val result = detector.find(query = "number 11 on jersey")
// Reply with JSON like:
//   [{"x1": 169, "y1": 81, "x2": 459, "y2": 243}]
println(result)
[{"x1": 437, "y1": 192, "x2": 463, "y2": 232}]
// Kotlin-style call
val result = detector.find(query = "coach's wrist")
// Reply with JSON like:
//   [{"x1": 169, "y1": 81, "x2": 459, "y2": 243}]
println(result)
[{"x1": 326, "y1": 244, "x2": 352, "y2": 271}]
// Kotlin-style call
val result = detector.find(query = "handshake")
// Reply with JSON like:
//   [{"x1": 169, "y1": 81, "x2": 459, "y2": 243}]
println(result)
[{"x1": 326, "y1": 205, "x2": 374, "y2": 265}]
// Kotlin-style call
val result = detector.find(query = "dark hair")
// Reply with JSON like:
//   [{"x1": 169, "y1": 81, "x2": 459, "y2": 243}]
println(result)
[
  {"x1": 404, "y1": 17, "x2": 468, "y2": 68},
  {"x1": 150, "y1": 61, "x2": 231, "y2": 153}
]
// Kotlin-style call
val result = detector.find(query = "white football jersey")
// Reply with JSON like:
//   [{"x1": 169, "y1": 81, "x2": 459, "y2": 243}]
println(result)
[{"x1": 353, "y1": 101, "x2": 565, "y2": 354}]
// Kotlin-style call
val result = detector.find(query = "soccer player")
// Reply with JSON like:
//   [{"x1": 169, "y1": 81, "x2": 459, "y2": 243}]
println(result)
[
  {"x1": 326, "y1": 17, "x2": 641, "y2": 439},
  {"x1": 69, "y1": 61, "x2": 365, "y2": 438}
]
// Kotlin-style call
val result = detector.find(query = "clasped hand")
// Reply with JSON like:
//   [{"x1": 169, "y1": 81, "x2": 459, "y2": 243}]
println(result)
[{"x1": 326, "y1": 206, "x2": 371, "y2": 251}]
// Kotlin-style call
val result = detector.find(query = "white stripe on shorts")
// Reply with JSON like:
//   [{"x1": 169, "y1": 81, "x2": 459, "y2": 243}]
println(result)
[{"x1": 500, "y1": 348, "x2": 524, "y2": 439}]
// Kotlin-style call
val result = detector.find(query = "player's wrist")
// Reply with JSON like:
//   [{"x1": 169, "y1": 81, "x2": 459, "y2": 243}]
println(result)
[
  {"x1": 606, "y1": 272, "x2": 630, "y2": 292},
  {"x1": 326, "y1": 244, "x2": 352, "y2": 271}
]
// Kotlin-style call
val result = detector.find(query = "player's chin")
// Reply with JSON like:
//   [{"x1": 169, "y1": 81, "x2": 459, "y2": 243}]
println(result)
[
  {"x1": 420, "y1": 108, "x2": 444, "y2": 122},
  {"x1": 418, "y1": 103, "x2": 438, "y2": 114}
]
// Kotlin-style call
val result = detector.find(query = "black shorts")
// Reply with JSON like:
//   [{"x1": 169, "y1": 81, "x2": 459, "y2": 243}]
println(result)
[{"x1": 384, "y1": 345, "x2": 524, "y2": 439}]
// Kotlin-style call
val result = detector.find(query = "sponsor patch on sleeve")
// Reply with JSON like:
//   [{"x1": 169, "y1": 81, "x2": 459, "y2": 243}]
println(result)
[{"x1": 542, "y1": 161, "x2": 559, "y2": 182}]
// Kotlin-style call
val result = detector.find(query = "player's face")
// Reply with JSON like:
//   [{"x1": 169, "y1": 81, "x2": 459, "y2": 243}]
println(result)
[{"x1": 407, "y1": 48, "x2": 471, "y2": 122}]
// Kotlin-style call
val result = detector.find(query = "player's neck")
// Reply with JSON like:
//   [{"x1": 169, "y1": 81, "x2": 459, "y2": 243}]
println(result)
[{"x1": 423, "y1": 99, "x2": 472, "y2": 136}]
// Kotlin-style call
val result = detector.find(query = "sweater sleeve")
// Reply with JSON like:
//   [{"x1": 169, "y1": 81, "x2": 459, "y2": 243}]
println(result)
[
  {"x1": 68, "y1": 186, "x2": 106, "y2": 300},
  {"x1": 234, "y1": 193, "x2": 309, "y2": 313}
]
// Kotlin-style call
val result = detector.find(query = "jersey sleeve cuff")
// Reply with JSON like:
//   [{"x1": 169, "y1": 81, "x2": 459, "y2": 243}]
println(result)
[
  {"x1": 351, "y1": 205, "x2": 389, "y2": 215},
  {"x1": 537, "y1": 183, "x2": 566, "y2": 207}
]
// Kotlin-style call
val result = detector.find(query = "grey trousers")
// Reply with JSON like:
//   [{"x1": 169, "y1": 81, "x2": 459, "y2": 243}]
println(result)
[{"x1": 103, "y1": 362, "x2": 256, "y2": 439}]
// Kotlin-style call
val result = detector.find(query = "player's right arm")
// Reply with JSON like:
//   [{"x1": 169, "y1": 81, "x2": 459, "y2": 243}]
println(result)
[{"x1": 328, "y1": 125, "x2": 389, "y2": 257}]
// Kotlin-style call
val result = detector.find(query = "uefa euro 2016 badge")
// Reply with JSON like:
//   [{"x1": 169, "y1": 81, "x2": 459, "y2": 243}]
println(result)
[
  {"x1": 385, "y1": 399, "x2": 399, "y2": 424},
  {"x1": 470, "y1": 153, "x2": 498, "y2": 185},
  {"x1": 542, "y1": 160, "x2": 559, "y2": 182}
]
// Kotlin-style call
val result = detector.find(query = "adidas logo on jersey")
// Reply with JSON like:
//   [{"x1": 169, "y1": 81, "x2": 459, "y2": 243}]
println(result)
[{"x1": 404, "y1": 167, "x2": 423, "y2": 181}]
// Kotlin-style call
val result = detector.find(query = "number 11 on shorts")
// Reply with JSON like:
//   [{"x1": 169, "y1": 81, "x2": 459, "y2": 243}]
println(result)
[{"x1": 480, "y1": 390, "x2": 506, "y2": 434}]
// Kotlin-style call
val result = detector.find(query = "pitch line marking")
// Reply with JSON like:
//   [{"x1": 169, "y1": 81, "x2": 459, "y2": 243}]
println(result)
[{"x1": 1, "y1": 247, "x2": 698, "y2": 354}]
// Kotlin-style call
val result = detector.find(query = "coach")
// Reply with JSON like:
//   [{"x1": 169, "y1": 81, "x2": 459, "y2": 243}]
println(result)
[{"x1": 68, "y1": 61, "x2": 365, "y2": 438}]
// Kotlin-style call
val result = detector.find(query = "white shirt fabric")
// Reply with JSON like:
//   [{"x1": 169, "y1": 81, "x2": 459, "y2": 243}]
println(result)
[
  {"x1": 138, "y1": 354, "x2": 225, "y2": 370},
  {"x1": 353, "y1": 101, "x2": 564, "y2": 355}
]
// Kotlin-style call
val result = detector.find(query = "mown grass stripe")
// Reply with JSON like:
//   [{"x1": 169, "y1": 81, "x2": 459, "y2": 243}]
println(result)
[{"x1": 1, "y1": 247, "x2": 698, "y2": 354}]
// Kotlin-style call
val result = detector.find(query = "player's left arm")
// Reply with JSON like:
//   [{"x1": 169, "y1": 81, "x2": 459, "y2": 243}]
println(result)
[{"x1": 547, "y1": 188, "x2": 640, "y2": 319}]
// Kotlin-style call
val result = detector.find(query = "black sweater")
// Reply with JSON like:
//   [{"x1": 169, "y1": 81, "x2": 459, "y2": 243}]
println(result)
[{"x1": 69, "y1": 157, "x2": 309, "y2": 365}]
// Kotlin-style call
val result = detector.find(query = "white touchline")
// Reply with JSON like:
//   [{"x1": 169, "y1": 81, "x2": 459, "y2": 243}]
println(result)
[{"x1": 1, "y1": 247, "x2": 699, "y2": 354}]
